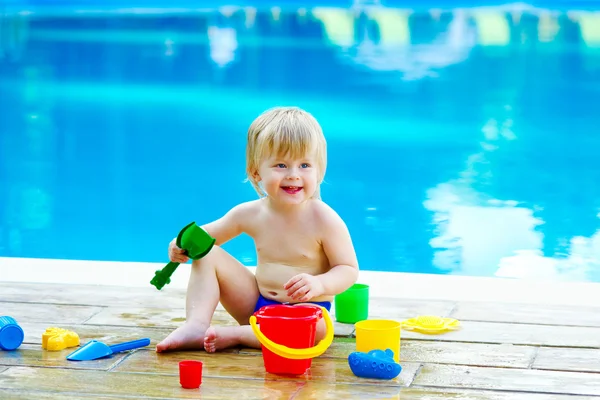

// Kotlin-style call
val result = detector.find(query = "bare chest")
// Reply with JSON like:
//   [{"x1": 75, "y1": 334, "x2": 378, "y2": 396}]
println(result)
[{"x1": 254, "y1": 226, "x2": 323, "y2": 265}]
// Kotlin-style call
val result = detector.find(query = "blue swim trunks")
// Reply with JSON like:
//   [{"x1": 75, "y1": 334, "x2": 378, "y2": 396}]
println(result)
[{"x1": 253, "y1": 293, "x2": 332, "y2": 313}]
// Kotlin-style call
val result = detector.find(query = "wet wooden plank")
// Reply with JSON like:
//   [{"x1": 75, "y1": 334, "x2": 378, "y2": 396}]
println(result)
[
  {"x1": 0, "y1": 282, "x2": 187, "y2": 309},
  {"x1": 344, "y1": 297, "x2": 456, "y2": 321},
  {"x1": 296, "y1": 384, "x2": 595, "y2": 400},
  {"x1": 113, "y1": 349, "x2": 420, "y2": 386},
  {"x1": 296, "y1": 382, "x2": 403, "y2": 399},
  {"x1": 533, "y1": 347, "x2": 600, "y2": 373},
  {"x1": 83, "y1": 307, "x2": 237, "y2": 329},
  {"x1": 84, "y1": 307, "x2": 354, "y2": 337},
  {"x1": 241, "y1": 338, "x2": 536, "y2": 369},
  {"x1": 0, "y1": 366, "x2": 305, "y2": 399},
  {"x1": 1, "y1": 282, "x2": 362, "y2": 335},
  {"x1": 331, "y1": 297, "x2": 456, "y2": 335},
  {"x1": 398, "y1": 341, "x2": 535, "y2": 368},
  {"x1": 0, "y1": 344, "x2": 129, "y2": 371},
  {"x1": 399, "y1": 321, "x2": 600, "y2": 348},
  {"x1": 452, "y1": 301, "x2": 600, "y2": 327},
  {"x1": 0, "y1": 390, "x2": 126, "y2": 399},
  {"x1": 322, "y1": 339, "x2": 534, "y2": 368},
  {"x1": 0, "y1": 302, "x2": 103, "y2": 325},
  {"x1": 18, "y1": 322, "x2": 176, "y2": 349},
  {"x1": 332, "y1": 322, "x2": 354, "y2": 337},
  {"x1": 413, "y1": 364, "x2": 600, "y2": 396},
  {"x1": 18, "y1": 322, "x2": 343, "y2": 356}
]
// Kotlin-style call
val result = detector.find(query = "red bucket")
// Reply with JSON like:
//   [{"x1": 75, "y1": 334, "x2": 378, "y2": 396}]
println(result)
[{"x1": 251, "y1": 304, "x2": 325, "y2": 375}]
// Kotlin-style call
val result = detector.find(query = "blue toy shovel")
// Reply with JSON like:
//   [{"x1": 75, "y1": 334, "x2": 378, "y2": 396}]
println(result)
[{"x1": 66, "y1": 338, "x2": 150, "y2": 361}]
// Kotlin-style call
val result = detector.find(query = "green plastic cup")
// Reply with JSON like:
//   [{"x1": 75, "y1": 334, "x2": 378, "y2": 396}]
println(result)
[{"x1": 334, "y1": 283, "x2": 369, "y2": 323}]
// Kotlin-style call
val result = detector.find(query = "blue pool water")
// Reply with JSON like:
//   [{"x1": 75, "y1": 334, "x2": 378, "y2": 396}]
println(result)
[{"x1": 1, "y1": 2, "x2": 600, "y2": 282}]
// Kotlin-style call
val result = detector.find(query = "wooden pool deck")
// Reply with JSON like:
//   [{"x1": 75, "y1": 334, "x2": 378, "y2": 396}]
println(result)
[{"x1": 1, "y1": 281, "x2": 600, "y2": 399}]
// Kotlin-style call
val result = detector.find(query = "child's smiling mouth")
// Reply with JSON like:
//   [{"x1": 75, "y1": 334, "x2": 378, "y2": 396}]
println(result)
[{"x1": 281, "y1": 186, "x2": 303, "y2": 194}]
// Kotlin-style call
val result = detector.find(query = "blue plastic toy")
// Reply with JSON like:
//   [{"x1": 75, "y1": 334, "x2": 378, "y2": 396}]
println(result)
[
  {"x1": 0, "y1": 316, "x2": 24, "y2": 351},
  {"x1": 348, "y1": 349, "x2": 402, "y2": 380}
]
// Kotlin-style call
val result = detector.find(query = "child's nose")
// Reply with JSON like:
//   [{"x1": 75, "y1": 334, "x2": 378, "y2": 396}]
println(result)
[{"x1": 286, "y1": 169, "x2": 301, "y2": 179}]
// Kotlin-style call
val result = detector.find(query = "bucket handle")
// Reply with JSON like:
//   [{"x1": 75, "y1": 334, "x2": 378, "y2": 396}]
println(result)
[{"x1": 249, "y1": 306, "x2": 334, "y2": 360}]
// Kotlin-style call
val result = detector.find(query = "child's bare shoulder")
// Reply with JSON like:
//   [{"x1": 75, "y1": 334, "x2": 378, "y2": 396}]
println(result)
[
  {"x1": 226, "y1": 199, "x2": 265, "y2": 232},
  {"x1": 309, "y1": 199, "x2": 347, "y2": 229},
  {"x1": 229, "y1": 199, "x2": 263, "y2": 219}
]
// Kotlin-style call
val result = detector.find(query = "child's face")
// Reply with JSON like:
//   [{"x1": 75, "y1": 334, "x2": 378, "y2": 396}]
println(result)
[{"x1": 256, "y1": 152, "x2": 319, "y2": 205}]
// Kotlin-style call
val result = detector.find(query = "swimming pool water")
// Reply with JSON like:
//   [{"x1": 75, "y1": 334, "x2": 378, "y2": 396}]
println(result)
[{"x1": 1, "y1": 4, "x2": 600, "y2": 282}]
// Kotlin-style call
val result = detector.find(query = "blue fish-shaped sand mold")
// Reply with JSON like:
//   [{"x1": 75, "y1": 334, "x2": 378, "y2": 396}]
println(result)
[{"x1": 348, "y1": 349, "x2": 402, "y2": 380}]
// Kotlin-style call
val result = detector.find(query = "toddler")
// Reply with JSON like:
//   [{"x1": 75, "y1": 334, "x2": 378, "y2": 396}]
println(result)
[{"x1": 156, "y1": 106, "x2": 359, "y2": 353}]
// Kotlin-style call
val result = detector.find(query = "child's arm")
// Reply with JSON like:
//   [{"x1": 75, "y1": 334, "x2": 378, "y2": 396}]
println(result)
[
  {"x1": 317, "y1": 209, "x2": 359, "y2": 295},
  {"x1": 169, "y1": 201, "x2": 251, "y2": 263},
  {"x1": 153, "y1": 203, "x2": 252, "y2": 290},
  {"x1": 201, "y1": 202, "x2": 251, "y2": 246}
]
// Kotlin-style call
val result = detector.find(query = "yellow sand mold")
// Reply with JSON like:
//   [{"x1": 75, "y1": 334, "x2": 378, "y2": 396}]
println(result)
[
  {"x1": 42, "y1": 327, "x2": 80, "y2": 351},
  {"x1": 400, "y1": 315, "x2": 460, "y2": 334}
]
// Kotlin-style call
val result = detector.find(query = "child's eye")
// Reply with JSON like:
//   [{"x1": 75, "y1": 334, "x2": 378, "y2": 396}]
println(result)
[
  {"x1": 301, "y1": 163, "x2": 310, "y2": 168},
  {"x1": 276, "y1": 163, "x2": 286, "y2": 168}
]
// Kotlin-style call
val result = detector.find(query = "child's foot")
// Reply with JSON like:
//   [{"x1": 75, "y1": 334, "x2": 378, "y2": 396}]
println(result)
[
  {"x1": 156, "y1": 323, "x2": 208, "y2": 352},
  {"x1": 203, "y1": 326, "x2": 242, "y2": 353}
]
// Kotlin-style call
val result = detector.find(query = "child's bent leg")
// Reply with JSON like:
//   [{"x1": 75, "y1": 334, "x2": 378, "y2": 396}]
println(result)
[
  {"x1": 315, "y1": 317, "x2": 327, "y2": 342},
  {"x1": 295, "y1": 303, "x2": 330, "y2": 343},
  {"x1": 156, "y1": 246, "x2": 260, "y2": 352}
]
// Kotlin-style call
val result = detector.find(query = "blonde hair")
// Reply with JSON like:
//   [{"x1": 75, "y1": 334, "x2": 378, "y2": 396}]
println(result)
[{"x1": 246, "y1": 106, "x2": 327, "y2": 199}]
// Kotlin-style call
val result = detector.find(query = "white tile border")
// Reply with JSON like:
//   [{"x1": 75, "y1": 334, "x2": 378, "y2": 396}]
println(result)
[{"x1": 1, "y1": 256, "x2": 600, "y2": 307}]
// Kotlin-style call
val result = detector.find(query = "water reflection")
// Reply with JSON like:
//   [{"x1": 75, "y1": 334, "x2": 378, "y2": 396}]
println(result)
[
  {"x1": 1, "y1": 5, "x2": 600, "y2": 282},
  {"x1": 315, "y1": 7, "x2": 477, "y2": 81}
]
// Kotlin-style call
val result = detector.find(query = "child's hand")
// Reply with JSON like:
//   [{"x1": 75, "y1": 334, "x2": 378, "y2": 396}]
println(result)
[
  {"x1": 168, "y1": 238, "x2": 189, "y2": 263},
  {"x1": 284, "y1": 273, "x2": 325, "y2": 302}
]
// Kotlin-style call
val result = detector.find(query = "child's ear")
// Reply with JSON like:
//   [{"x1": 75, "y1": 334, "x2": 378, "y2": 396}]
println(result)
[{"x1": 252, "y1": 170, "x2": 261, "y2": 182}]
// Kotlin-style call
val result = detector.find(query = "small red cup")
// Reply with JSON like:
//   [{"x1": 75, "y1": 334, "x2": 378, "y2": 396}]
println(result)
[{"x1": 179, "y1": 360, "x2": 203, "y2": 389}]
